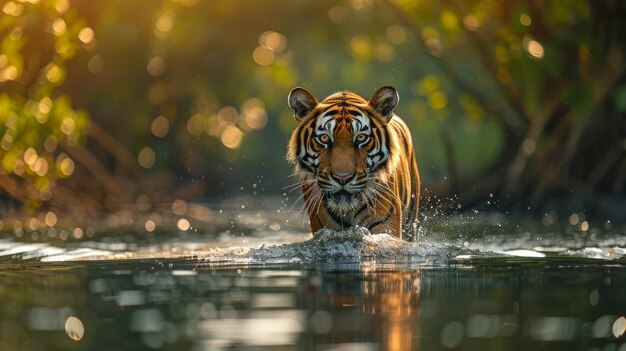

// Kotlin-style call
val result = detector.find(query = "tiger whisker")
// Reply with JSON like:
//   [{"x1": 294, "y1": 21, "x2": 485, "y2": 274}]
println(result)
[
  {"x1": 301, "y1": 185, "x2": 320, "y2": 215},
  {"x1": 288, "y1": 171, "x2": 311, "y2": 178},
  {"x1": 302, "y1": 187, "x2": 323, "y2": 227},
  {"x1": 313, "y1": 189, "x2": 324, "y2": 219},
  {"x1": 369, "y1": 183, "x2": 395, "y2": 208},
  {"x1": 284, "y1": 179, "x2": 316, "y2": 194},
  {"x1": 289, "y1": 183, "x2": 317, "y2": 214},
  {"x1": 282, "y1": 182, "x2": 309, "y2": 192}
]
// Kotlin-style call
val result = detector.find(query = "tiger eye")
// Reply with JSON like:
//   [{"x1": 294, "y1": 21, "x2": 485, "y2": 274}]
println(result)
[
  {"x1": 356, "y1": 134, "x2": 367, "y2": 142},
  {"x1": 319, "y1": 135, "x2": 330, "y2": 143}
]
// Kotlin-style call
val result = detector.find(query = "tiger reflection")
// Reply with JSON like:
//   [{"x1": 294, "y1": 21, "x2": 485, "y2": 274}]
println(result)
[{"x1": 305, "y1": 269, "x2": 421, "y2": 351}]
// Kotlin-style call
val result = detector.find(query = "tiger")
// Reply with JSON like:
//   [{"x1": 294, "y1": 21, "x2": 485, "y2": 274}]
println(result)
[{"x1": 286, "y1": 86, "x2": 420, "y2": 241}]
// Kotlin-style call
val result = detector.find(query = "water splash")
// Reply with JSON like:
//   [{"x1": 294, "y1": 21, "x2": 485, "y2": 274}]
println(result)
[
  {"x1": 248, "y1": 227, "x2": 475, "y2": 264},
  {"x1": 183, "y1": 226, "x2": 498, "y2": 266}
]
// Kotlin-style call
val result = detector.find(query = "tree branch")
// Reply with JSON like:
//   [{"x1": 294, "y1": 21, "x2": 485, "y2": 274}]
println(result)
[
  {"x1": 384, "y1": 0, "x2": 526, "y2": 135},
  {"x1": 86, "y1": 120, "x2": 143, "y2": 177}
]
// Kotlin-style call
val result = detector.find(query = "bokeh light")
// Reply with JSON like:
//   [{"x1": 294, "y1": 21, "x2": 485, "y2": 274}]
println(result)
[
  {"x1": 64, "y1": 316, "x2": 85, "y2": 341},
  {"x1": 33, "y1": 157, "x2": 49, "y2": 176},
  {"x1": 187, "y1": 114, "x2": 208, "y2": 136},
  {"x1": 52, "y1": 18, "x2": 66, "y2": 36},
  {"x1": 428, "y1": 92, "x2": 447, "y2": 110},
  {"x1": 221, "y1": 125, "x2": 243, "y2": 149},
  {"x1": 144, "y1": 219, "x2": 156, "y2": 232},
  {"x1": 44, "y1": 211, "x2": 58, "y2": 227},
  {"x1": 613, "y1": 316, "x2": 626, "y2": 338},
  {"x1": 57, "y1": 154, "x2": 75, "y2": 176},
  {"x1": 386, "y1": 25, "x2": 406, "y2": 44},
  {"x1": 375, "y1": 42, "x2": 395, "y2": 62},
  {"x1": 350, "y1": 35, "x2": 373, "y2": 60},
  {"x1": 3, "y1": 1, "x2": 24, "y2": 16},
  {"x1": 462, "y1": 15, "x2": 480, "y2": 31},
  {"x1": 54, "y1": 0, "x2": 69, "y2": 13},
  {"x1": 60, "y1": 117, "x2": 75, "y2": 135},
  {"x1": 523, "y1": 36, "x2": 545, "y2": 59},
  {"x1": 328, "y1": 6, "x2": 348, "y2": 24},
  {"x1": 45, "y1": 63, "x2": 63, "y2": 83},
  {"x1": 217, "y1": 106, "x2": 239, "y2": 125},
  {"x1": 138, "y1": 147, "x2": 156, "y2": 169},
  {"x1": 78, "y1": 27, "x2": 95, "y2": 44},
  {"x1": 155, "y1": 12, "x2": 174, "y2": 34},
  {"x1": 151, "y1": 115, "x2": 170, "y2": 138},
  {"x1": 172, "y1": 199, "x2": 188, "y2": 215},
  {"x1": 580, "y1": 221, "x2": 589, "y2": 231},
  {"x1": 147, "y1": 56, "x2": 166, "y2": 77},
  {"x1": 23, "y1": 147, "x2": 38, "y2": 166},
  {"x1": 241, "y1": 98, "x2": 267, "y2": 130},
  {"x1": 73, "y1": 227, "x2": 84, "y2": 239},
  {"x1": 87, "y1": 55, "x2": 104, "y2": 74},
  {"x1": 176, "y1": 218, "x2": 190, "y2": 231},
  {"x1": 0, "y1": 64, "x2": 18, "y2": 82},
  {"x1": 440, "y1": 11, "x2": 459, "y2": 31},
  {"x1": 259, "y1": 31, "x2": 287, "y2": 52},
  {"x1": 252, "y1": 46, "x2": 275, "y2": 66},
  {"x1": 441, "y1": 321, "x2": 464, "y2": 348},
  {"x1": 44, "y1": 136, "x2": 58, "y2": 153}
]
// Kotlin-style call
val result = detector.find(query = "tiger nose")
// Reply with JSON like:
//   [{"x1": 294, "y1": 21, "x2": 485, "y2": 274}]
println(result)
[{"x1": 332, "y1": 172, "x2": 354, "y2": 185}]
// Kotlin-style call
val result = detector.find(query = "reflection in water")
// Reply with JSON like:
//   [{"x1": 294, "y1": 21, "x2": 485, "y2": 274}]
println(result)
[
  {"x1": 0, "y1": 259, "x2": 626, "y2": 351},
  {"x1": 0, "y1": 261, "x2": 626, "y2": 350},
  {"x1": 64, "y1": 316, "x2": 85, "y2": 341},
  {"x1": 301, "y1": 267, "x2": 422, "y2": 351},
  {"x1": 362, "y1": 270, "x2": 420, "y2": 351}
]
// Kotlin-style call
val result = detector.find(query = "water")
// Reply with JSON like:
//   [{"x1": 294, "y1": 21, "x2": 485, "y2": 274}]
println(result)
[{"x1": 0, "y1": 198, "x2": 625, "y2": 350}]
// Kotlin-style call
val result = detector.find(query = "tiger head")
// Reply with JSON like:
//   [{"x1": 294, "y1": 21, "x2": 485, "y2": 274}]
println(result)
[{"x1": 287, "y1": 86, "x2": 402, "y2": 213}]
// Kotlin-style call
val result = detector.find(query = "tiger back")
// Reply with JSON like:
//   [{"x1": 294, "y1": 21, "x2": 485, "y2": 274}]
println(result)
[{"x1": 287, "y1": 86, "x2": 420, "y2": 241}]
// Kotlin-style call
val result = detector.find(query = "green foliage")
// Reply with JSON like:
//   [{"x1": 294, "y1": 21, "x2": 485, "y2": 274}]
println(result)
[
  {"x1": 1, "y1": 0, "x2": 624, "y2": 210},
  {"x1": 0, "y1": 0, "x2": 90, "y2": 207}
]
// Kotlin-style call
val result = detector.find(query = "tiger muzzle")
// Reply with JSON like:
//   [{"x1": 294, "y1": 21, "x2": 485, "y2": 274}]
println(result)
[{"x1": 331, "y1": 172, "x2": 354, "y2": 185}]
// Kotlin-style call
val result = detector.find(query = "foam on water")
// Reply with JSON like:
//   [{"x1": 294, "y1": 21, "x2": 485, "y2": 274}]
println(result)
[
  {"x1": 177, "y1": 226, "x2": 503, "y2": 266},
  {"x1": 247, "y1": 227, "x2": 478, "y2": 264}
]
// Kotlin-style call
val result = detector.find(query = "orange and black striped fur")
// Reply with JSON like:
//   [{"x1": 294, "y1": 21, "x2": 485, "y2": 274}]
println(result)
[{"x1": 287, "y1": 86, "x2": 420, "y2": 240}]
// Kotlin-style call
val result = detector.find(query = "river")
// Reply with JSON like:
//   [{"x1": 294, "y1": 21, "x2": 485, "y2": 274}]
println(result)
[{"x1": 0, "y1": 197, "x2": 624, "y2": 350}]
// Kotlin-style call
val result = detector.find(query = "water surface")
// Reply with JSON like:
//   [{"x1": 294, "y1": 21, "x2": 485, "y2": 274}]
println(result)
[{"x1": 1, "y1": 199, "x2": 625, "y2": 350}]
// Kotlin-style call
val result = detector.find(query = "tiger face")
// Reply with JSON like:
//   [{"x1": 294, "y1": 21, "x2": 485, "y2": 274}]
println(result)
[
  {"x1": 312, "y1": 110, "x2": 376, "y2": 212},
  {"x1": 286, "y1": 86, "x2": 420, "y2": 239},
  {"x1": 288, "y1": 87, "x2": 396, "y2": 213}
]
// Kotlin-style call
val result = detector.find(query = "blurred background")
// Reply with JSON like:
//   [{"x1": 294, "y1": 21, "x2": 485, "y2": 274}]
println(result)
[{"x1": 1, "y1": 0, "x2": 625, "y2": 218}]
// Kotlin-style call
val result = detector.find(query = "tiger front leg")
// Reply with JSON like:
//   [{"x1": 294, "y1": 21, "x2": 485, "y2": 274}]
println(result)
[
  {"x1": 302, "y1": 183, "x2": 325, "y2": 235},
  {"x1": 362, "y1": 198, "x2": 403, "y2": 238}
]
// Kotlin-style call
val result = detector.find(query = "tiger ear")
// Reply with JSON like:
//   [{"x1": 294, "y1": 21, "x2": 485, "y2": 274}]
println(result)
[
  {"x1": 288, "y1": 87, "x2": 319, "y2": 122},
  {"x1": 369, "y1": 86, "x2": 399, "y2": 123}
]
